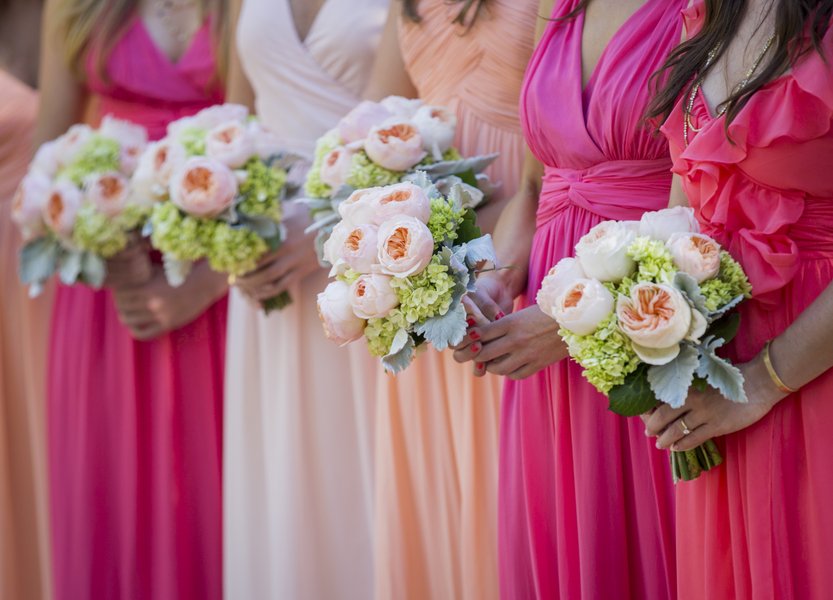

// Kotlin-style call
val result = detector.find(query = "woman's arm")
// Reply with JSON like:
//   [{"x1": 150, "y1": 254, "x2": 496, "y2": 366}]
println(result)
[
  {"x1": 225, "y1": 0, "x2": 255, "y2": 110},
  {"x1": 363, "y1": 2, "x2": 417, "y2": 100}
]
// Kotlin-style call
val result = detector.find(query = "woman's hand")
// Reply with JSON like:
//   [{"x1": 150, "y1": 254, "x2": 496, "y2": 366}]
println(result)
[
  {"x1": 453, "y1": 304, "x2": 567, "y2": 380},
  {"x1": 103, "y1": 236, "x2": 153, "y2": 290},
  {"x1": 113, "y1": 263, "x2": 227, "y2": 341},
  {"x1": 462, "y1": 272, "x2": 519, "y2": 324},
  {"x1": 233, "y1": 201, "x2": 319, "y2": 304},
  {"x1": 643, "y1": 354, "x2": 787, "y2": 452}
]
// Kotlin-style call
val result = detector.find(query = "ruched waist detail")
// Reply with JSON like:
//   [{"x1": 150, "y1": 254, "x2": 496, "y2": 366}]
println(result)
[
  {"x1": 93, "y1": 94, "x2": 213, "y2": 141},
  {"x1": 536, "y1": 159, "x2": 672, "y2": 228}
]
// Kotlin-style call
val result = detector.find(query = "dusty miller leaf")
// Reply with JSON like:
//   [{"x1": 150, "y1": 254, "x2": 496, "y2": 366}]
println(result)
[
  {"x1": 696, "y1": 336, "x2": 748, "y2": 403},
  {"x1": 647, "y1": 345, "x2": 699, "y2": 408},
  {"x1": 382, "y1": 329, "x2": 416, "y2": 375},
  {"x1": 414, "y1": 303, "x2": 468, "y2": 351}
]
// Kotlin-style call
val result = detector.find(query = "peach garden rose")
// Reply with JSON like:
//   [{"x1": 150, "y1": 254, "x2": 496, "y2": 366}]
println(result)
[
  {"x1": 376, "y1": 216, "x2": 434, "y2": 278},
  {"x1": 364, "y1": 122, "x2": 427, "y2": 172},
  {"x1": 170, "y1": 157, "x2": 238, "y2": 218}
]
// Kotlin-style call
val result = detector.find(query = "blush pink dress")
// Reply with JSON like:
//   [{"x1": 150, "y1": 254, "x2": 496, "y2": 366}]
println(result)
[
  {"x1": 0, "y1": 70, "x2": 53, "y2": 600},
  {"x1": 662, "y1": 4, "x2": 833, "y2": 599},
  {"x1": 500, "y1": 1, "x2": 685, "y2": 597},
  {"x1": 47, "y1": 20, "x2": 226, "y2": 600},
  {"x1": 372, "y1": 4, "x2": 537, "y2": 599}
]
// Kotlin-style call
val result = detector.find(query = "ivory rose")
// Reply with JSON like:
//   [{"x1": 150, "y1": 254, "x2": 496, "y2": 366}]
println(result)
[
  {"x1": 30, "y1": 141, "x2": 59, "y2": 178},
  {"x1": 364, "y1": 122, "x2": 427, "y2": 171},
  {"x1": 337, "y1": 101, "x2": 392, "y2": 143},
  {"x1": 666, "y1": 232, "x2": 721, "y2": 283},
  {"x1": 205, "y1": 121, "x2": 256, "y2": 168},
  {"x1": 170, "y1": 157, "x2": 238, "y2": 218},
  {"x1": 43, "y1": 180, "x2": 83, "y2": 236},
  {"x1": 350, "y1": 274, "x2": 399, "y2": 320},
  {"x1": 341, "y1": 224, "x2": 379, "y2": 274},
  {"x1": 55, "y1": 124, "x2": 93, "y2": 166},
  {"x1": 192, "y1": 103, "x2": 249, "y2": 130},
  {"x1": 380, "y1": 96, "x2": 424, "y2": 119},
  {"x1": 338, "y1": 187, "x2": 383, "y2": 227},
  {"x1": 100, "y1": 115, "x2": 148, "y2": 175},
  {"x1": 323, "y1": 220, "x2": 351, "y2": 269},
  {"x1": 616, "y1": 283, "x2": 693, "y2": 365},
  {"x1": 372, "y1": 182, "x2": 431, "y2": 225},
  {"x1": 133, "y1": 139, "x2": 187, "y2": 199},
  {"x1": 575, "y1": 220, "x2": 637, "y2": 282},
  {"x1": 412, "y1": 105, "x2": 457, "y2": 156},
  {"x1": 12, "y1": 172, "x2": 51, "y2": 238},
  {"x1": 249, "y1": 122, "x2": 283, "y2": 160},
  {"x1": 546, "y1": 278, "x2": 615, "y2": 336},
  {"x1": 536, "y1": 257, "x2": 587, "y2": 311},
  {"x1": 319, "y1": 146, "x2": 355, "y2": 190},
  {"x1": 317, "y1": 280, "x2": 366, "y2": 346},
  {"x1": 377, "y1": 216, "x2": 434, "y2": 278},
  {"x1": 639, "y1": 206, "x2": 700, "y2": 242},
  {"x1": 85, "y1": 172, "x2": 130, "y2": 217}
]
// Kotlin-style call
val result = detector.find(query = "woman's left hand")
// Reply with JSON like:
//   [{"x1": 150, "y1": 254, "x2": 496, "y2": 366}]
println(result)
[
  {"x1": 453, "y1": 304, "x2": 567, "y2": 380},
  {"x1": 643, "y1": 354, "x2": 787, "y2": 451}
]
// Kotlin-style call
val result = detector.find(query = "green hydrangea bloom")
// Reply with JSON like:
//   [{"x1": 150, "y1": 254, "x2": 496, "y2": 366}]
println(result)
[
  {"x1": 337, "y1": 268, "x2": 362, "y2": 286},
  {"x1": 390, "y1": 258, "x2": 456, "y2": 325},
  {"x1": 178, "y1": 126, "x2": 208, "y2": 156},
  {"x1": 627, "y1": 236, "x2": 677, "y2": 284},
  {"x1": 237, "y1": 158, "x2": 287, "y2": 221},
  {"x1": 149, "y1": 202, "x2": 210, "y2": 261},
  {"x1": 58, "y1": 135, "x2": 122, "y2": 186},
  {"x1": 346, "y1": 151, "x2": 403, "y2": 190},
  {"x1": 115, "y1": 204, "x2": 152, "y2": 232},
  {"x1": 365, "y1": 309, "x2": 410, "y2": 358},
  {"x1": 206, "y1": 222, "x2": 268, "y2": 276},
  {"x1": 304, "y1": 131, "x2": 342, "y2": 199},
  {"x1": 72, "y1": 206, "x2": 129, "y2": 258},
  {"x1": 427, "y1": 196, "x2": 466, "y2": 245},
  {"x1": 560, "y1": 314, "x2": 641, "y2": 395},
  {"x1": 700, "y1": 251, "x2": 753, "y2": 312},
  {"x1": 418, "y1": 147, "x2": 463, "y2": 166}
]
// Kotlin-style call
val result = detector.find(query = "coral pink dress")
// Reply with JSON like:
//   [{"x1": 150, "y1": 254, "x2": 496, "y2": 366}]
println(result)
[
  {"x1": 500, "y1": 1, "x2": 684, "y2": 597},
  {"x1": 371, "y1": 4, "x2": 537, "y2": 599},
  {"x1": 47, "y1": 20, "x2": 226, "y2": 600},
  {"x1": 662, "y1": 5, "x2": 833, "y2": 599}
]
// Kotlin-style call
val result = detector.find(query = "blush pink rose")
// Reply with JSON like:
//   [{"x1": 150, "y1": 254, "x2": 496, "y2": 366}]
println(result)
[
  {"x1": 337, "y1": 101, "x2": 393, "y2": 143},
  {"x1": 536, "y1": 257, "x2": 586, "y2": 311},
  {"x1": 364, "y1": 122, "x2": 427, "y2": 171},
  {"x1": 350, "y1": 274, "x2": 399, "y2": 319},
  {"x1": 319, "y1": 146, "x2": 355, "y2": 190},
  {"x1": 205, "y1": 121, "x2": 257, "y2": 168},
  {"x1": 318, "y1": 280, "x2": 366, "y2": 346},
  {"x1": 170, "y1": 157, "x2": 238, "y2": 218},
  {"x1": 30, "y1": 141, "x2": 60, "y2": 178},
  {"x1": 248, "y1": 121, "x2": 283, "y2": 160},
  {"x1": 338, "y1": 187, "x2": 383, "y2": 227},
  {"x1": 12, "y1": 172, "x2": 51, "y2": 239},
  {"x1": 377, "y1": 216, "x2": 434, "y2": 278},
  {"x1": 323, "y1": 220, "x2": 351, "y2": 269},
  {"x1": 639, "y1": 206, "x2": 700, "y2": 242},
  {"x1": 132, "y1": 140, "x2": 188, "y2": 202},
  {"x1": 43, "y1": 180, "x2": 83, "y2": 236},
  {"x1": 380, "y1": 96, "x2": 424, "y2": 119},
  {"x1": 341, "y1": 224, "x2": 379, "y2": 273},
  {"x1": 372, "y1": 182, "x2": 431, "y2": 225},
  {"x1": 55, "y1": 124, "x2": 94, "y2": 166},
  {"x1": 100, "y1": 115, "x2": 148, "y2": 175},
  {"x1": 546, "y1": 278, "x2": 615, "y2": 336},
  {"x1": 666, "y1": 232, "x2": 722, "y2": 283},
  {"x1": 616, "y1": 283, "x2": 693, "y2": 365},
  {"x1": 85, "y1": 172, "x2": 130, "y2": 217},
  {"x1": 192, "y1": 103, "x2": 249, "y2": 130},
  {"x1": 412, "y1": 105, "x2": 457, "y2": 157}
]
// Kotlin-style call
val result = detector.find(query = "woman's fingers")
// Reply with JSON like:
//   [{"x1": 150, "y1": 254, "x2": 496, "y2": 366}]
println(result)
[
  {"x1": 671, "y1": 422, "x2": 716, "y2": 452},
  {"x1": 655, "y1": 414, "x2": 699, "y2": 450},
  {"x1": 644, "y1": 402, "x2": 688, "y2": 437},
  {"x1": 469, "y1": 288, "x2": 504, "y2": 322}
]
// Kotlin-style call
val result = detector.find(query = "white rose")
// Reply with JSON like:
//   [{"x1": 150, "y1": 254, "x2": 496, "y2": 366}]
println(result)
[
  {"x1": 317, "y1": 280, "x2": 366, "y2": 346},
  {"x1": 323, "y1": 220, "x2": 352, "y2": 269},
  {"x1": 545, "y1": 278, "x2": 614, "y2": 336},
  {"x1": 205, "y1": 121, "x2": 256, "y2": 168},
  {"x1": 536, "y1": 257, "x2": 586, "y2": 311},
  {"x1": 131, "y1": 139, "x2": 188, "y2": 203},
  {"x1": 575, "y1": 220, "x2": 637, "y2": 282},
  {"x1": 248, "y1": 121, "x2": 283, "y2": 160},
  {"x1": 191, "y1": 103, "x2": 250, "y2": 130},
  {"x1": 338, "y1": 187, "x2": 383, "y2": 227},
  {"x1": 337, "y1": 101, "x2": 393, "y2": 143},
  {"x1": 616, "y1": 283, "x2": 693, "y2": 365},
  {"x1": 377, "y1": 216, "x2": 435, "y2": 278},
  {"x1": 12, "y1": 172, "x2": 51, "y2": 239},
  {"x1": 639, "y1": 206, "x2": 700, "y2": 242},
  {"x1": 350, "y1": 274, "x2": 399, "y2": 319},
  {"x1": 412, "y1": 105, "x2": 457, "y2": 158},
  {"x1": 30, "y1": 141, "x2": 60, "y2": 178},
  {"x1": 380, "y1": 95, "x2": 424, "y2": 119},
  {"x1": 55, "y1": 124, "x2": 94, "y2": 166},
  {"x1": 319, "y1": 146, "x2": 355, "y2": 190},
  {"x1": 99, "y1": 115, "x2": 148, "y2": 175},
  {"x1": 666, "y1": 232, "x2": 722, "y2": 283},
  {"x1": 342, "y1": 224, "x2": 379, "y2": 274}
]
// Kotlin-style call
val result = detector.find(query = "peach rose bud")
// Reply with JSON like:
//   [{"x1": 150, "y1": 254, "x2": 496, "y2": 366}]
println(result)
[
  {"x1": 616, "y1": 283, "x2": 693, "y2": 365},
  {"x1": 12, "y1": 172, "x2": 51, "y2": 239},
  {"x1": 639, "y1": 206, "x2": 700, "y2": 242},
  {"x1": 85, "y1": 172, "x2": 130, "y2": 218},
  {"x1": 545, "y1": 278, "x2": 615, "y2": 336},
  {"x1": 170, "y1": 157, "x2": 238, "y2": 218},
  {"x1": 338, "y1": 101, "x2": 393, "y2": 143},
  {"x1": 319, "y1": 146, "x2": 355, "y2": 190},
  {"x1": 318, "y1": 280, "x2": 366, "y2": 346},
  {"x1": 666, "y1": 232, "x2": 721, "y2": 283},
  {"x1": 350, "y1": 274, "x2": 399, "y2": 320},
  {"x1": 536, "y1": 257, "x2": 587, "y2": 310},
  {"x1": 372, "y1": 182, "x2": 431, "y2": 225},
  {"x1": 205, "y1": 121, "x2": 256, "y2": 169},
  {"x1": 43, "y1": 180, "x2": 83, "y2": 236},
  {"x1": 341, "y1": 224, "x2": 380, "y2": 274},
  {"x1": 377, "y1": 216, "x2": 435, "y2": 278},
  {"x1": 364, "y1": 122, "x2": 427, "y2": 171}
]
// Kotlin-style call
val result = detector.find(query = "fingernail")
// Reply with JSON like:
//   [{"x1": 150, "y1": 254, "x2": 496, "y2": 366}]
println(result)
[
  {"x1": 469, "y1": 330, "x2": 481, "y2": 341},
  {"x1": 644, "y1": 429, "x2": 650, "y2": 437},
  {"x1": 656, "y1": 441, "x2": 662, "y2": 449},
  {"x1": 466, "y1": 317, "x2": 477, "y2": 328},
  {"x1": 476, "y1": 363, "x2": 485, "y2": 370},
  {"x1": 471, "y1": 343, "x2": 481, "y2": 353},
  {"x1": 671, "y1": 444, "x2": 680, "y2": 452},
  {"x1": 495, "y1": 311, "x2": 506, "y2": 320}
]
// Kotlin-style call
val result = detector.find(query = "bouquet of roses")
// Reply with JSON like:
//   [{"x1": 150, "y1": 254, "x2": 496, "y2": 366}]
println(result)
[
  {"x1": 536, "y1": 207, "x2": 753, "y2": 481},
  {"x1": 303, "y1": 96, "x2": 497, "y2": 259},
  {"x1": 13, "y1": 116, "x2": 150, "y2": 295},
  {"x1": 140, "y1": 104, "x2": 298, "y2": 312},
  {"x1": 317, "y1": 174, "x2": 495, "y2": 373}
]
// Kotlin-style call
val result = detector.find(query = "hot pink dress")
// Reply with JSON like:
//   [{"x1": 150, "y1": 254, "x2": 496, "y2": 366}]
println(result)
[
  {"x1": 47, "y1": 20, "x2": 226, "y2": 600},
  {"x1": 662, "y1": 5, "x2": 833, "y2": 599},
  {"x1": 500, "y1": 1, "x2": 684, "y2": 597}
]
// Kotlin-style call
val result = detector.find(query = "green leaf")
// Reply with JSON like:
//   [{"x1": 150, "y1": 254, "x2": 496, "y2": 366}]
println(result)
[
  {"x1": 647, "y1": 345, "x2": 699, "y2": 408},
  {"x1": 608, "y1": 364, "x2": 659, "y2": 417},
  {"x1": 707, "y1": 311, "x2": 741, "y2": 345},
  {"x1": 455, "y1": 208, "x2": 482, "y2": 245},
  {"x1": 696, "y1": 336, "x2": 748, "y2": 403},
  {"x1": 414, "y1": 303, "x2": 468, "y2": 351},
  {"x1": 81, "y1": 252, "x2": 106, "y2": 288},
  {"x1": 262, "y1": 291, "x2": 292, "y2": 314}
]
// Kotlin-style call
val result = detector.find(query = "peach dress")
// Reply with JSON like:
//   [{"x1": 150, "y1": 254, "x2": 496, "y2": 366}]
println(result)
[
  {"x1": 372, "y1": 4, "x2": 537, "y2": 599},
  {"x1": 0, "y1": 70, "x2": 53, "y2": 600}
]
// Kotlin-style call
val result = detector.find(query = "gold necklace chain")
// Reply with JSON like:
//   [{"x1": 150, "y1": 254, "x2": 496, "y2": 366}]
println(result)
[
  {"x1": 684, "y1": 33, "x2": 776, "y2": 146},
  {"x1": 154, "y1": 0, "x2": 200, "y2": 45}
]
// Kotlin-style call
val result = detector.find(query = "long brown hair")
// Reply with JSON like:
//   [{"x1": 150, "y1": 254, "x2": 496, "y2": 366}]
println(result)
[
  {"x1": 402, "y1": 0, "x2": 488, "y2": 27},
  {"x1": 647, "y1": 0, "x2": 832, "y2": 127},
  {"x1": 55, "y1": 0, "x2": 229, "y2": 82}
]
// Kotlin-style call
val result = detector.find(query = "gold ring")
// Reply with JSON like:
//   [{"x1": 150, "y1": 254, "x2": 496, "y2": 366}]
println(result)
[{"x1": 679, "y1": 419, "x2": 691, "y2": 436}]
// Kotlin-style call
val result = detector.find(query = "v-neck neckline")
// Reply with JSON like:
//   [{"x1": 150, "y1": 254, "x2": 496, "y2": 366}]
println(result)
[
  {"x1": 286, "y1": 0, "x2": 333, "y2": 49},
  {"x1": 135, "y1": 17, "x2": 208, "y2": 69}
]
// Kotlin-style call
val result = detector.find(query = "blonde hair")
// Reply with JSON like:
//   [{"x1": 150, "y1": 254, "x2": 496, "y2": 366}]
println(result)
[{"x1": 55, "y1": 0, "x2": 229, "y2": 83}]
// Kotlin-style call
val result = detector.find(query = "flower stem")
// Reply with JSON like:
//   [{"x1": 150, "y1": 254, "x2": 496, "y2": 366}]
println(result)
[{"x1": 262, "y1": 291, "x2": 292, "y2": 314}]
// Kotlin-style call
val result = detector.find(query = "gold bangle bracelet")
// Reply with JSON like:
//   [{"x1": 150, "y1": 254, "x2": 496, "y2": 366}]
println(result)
[{"x1": 763, "y1": 340, "x2": 798, "y2": 395}]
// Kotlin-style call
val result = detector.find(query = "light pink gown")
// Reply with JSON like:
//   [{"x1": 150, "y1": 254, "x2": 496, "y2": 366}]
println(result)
[
  {"x1": 662, "y1": 4, "x2": 833, "y2": 598},
  {"x1": 372, "y1": 4, "x2": 537, "y2": 599},
  {"x1": 500, "y1": 1, "x2": 684, "y2": 597},
  {"x1": 0, "y1": 70, "x2": 53, "y2": 600},
  {"x1": 48, "y1": 20, "x2": 226, "y2": 600}
]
